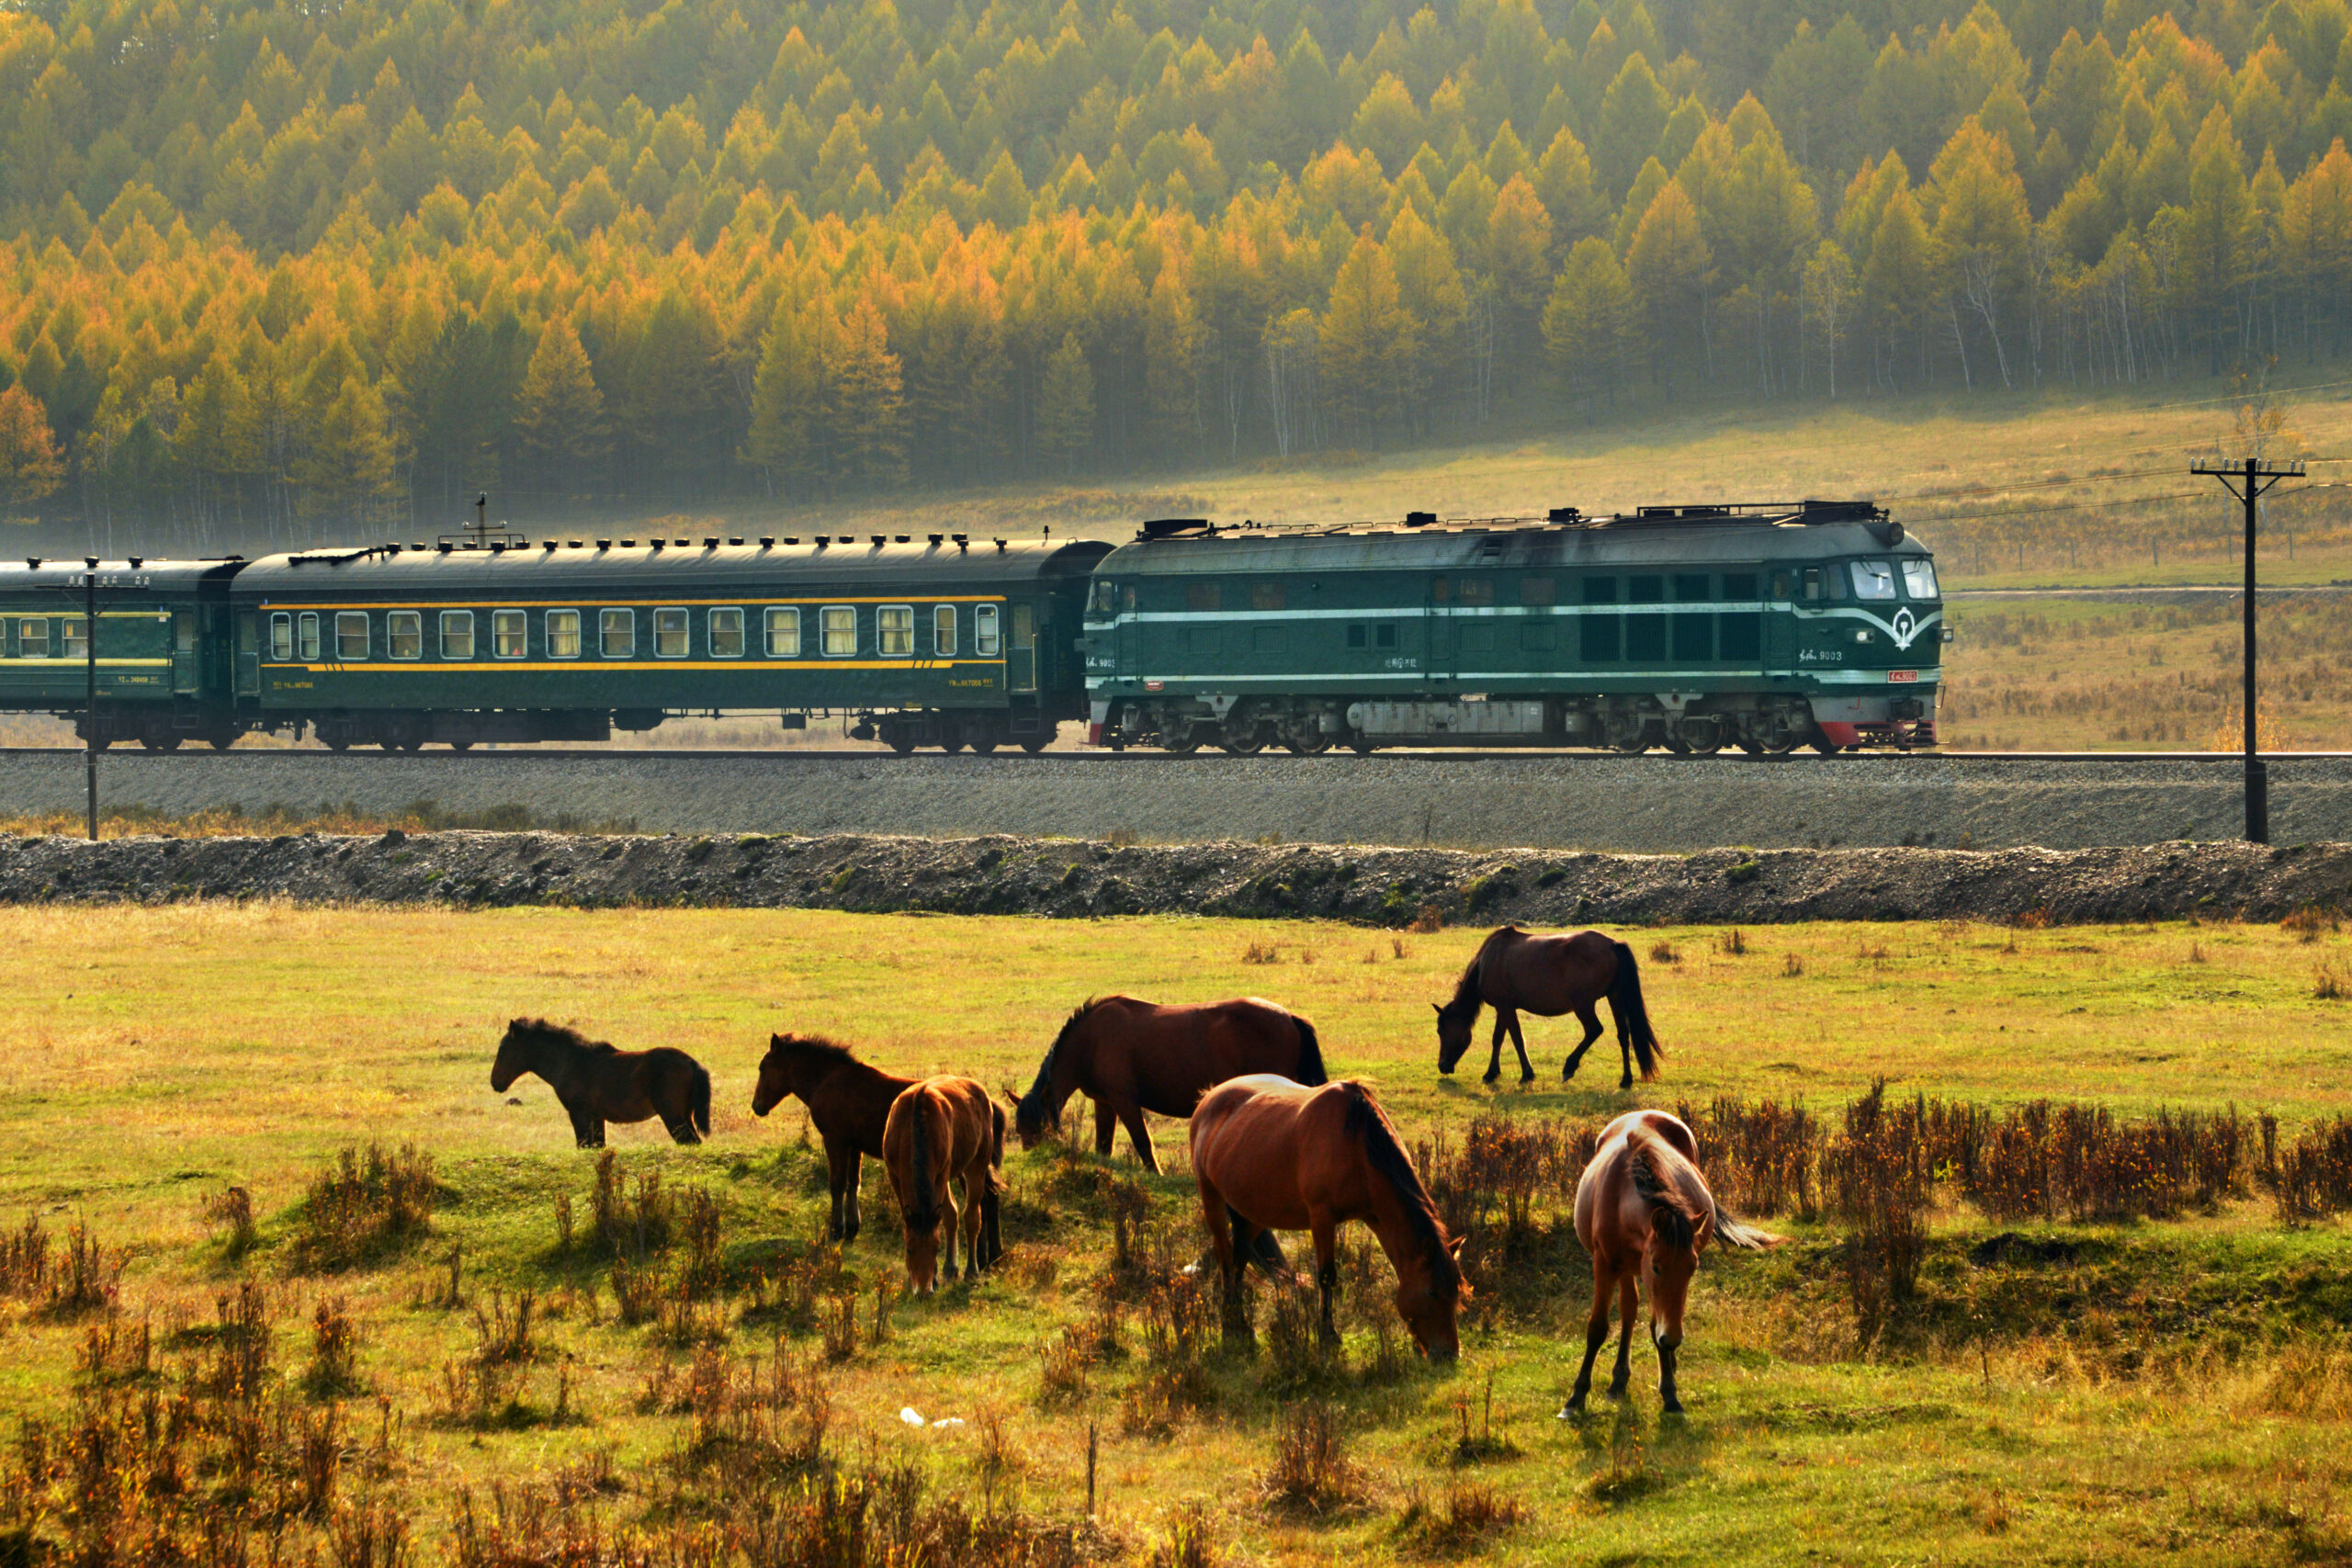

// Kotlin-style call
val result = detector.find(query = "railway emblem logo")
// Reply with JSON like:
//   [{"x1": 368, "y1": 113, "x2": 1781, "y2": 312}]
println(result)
[{"x1": 1891, "y1": 608, "x2": 1917, "y2": 647}]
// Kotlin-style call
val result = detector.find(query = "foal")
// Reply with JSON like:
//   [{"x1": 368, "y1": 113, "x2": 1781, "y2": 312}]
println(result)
[
  {"x1": 751, "y1": 1033, "x2": 917, "y2": 1244},
  {"x1": 882, "y1": 1076, "x2": 1006, "y2": 1293},
  {"x1": 491, "y1": 1019, "x2": 711, "y2": 1147},
  {"x1": 1563, "y1": 1110, "x2": 1778, "y2": 1416}
]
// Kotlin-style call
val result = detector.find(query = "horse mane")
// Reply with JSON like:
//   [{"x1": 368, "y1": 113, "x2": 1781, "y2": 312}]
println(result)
[
  {"x1": 1627, "y1": 1131, "x2": 1706, "y2": 1251},
  {"x1": 1441, "y1": 927, "x2": 1521, "y2": 1021},
  {"x1": 507, "y1": 1019, "x2": 609, "y2": 1055},
  {"x1": 1018, "y1": 998, "x2": 1101, "y2": 1129},
  {"x1": 772, "y1": 1032, "x2": 859, "y2": 1066},
  {"x1": 1340, "y1": 1083, "x2": 1462, "y2": 1301}
]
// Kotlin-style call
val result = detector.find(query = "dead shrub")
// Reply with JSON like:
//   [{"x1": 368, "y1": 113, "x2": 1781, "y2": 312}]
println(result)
[
  {"x1": 1146, "y1": 1502, "x2": 1222, "y2": 1568},
  {"x1": 208, "y1": 1187, "x2": 259, "y2": 1259},
  {"x1": 294, "y1": 1145, "x2": 435, "y2": 1271},
  {"x1": 2283, "y1": 905, "x2": 2339, "y2": 942},
  {"x1": 1648, "y1": 940, "x2": 1679, "y2": 963},
  {"x1": 1239, "y1": 940, "x2": 1280, "y2": 964},
  {"x1": 1261, "y1": 1402, "x2": 1368, "y2": 1517},
  {"x1": 1397, "y1": 1480, "x2": 1527, "y2": 1554},
  {"x1": 307, "y1": 1296, "x2": 361, "y2": 1394},
  {"x1": 2275, "y1": 1115, "x2": 2352, "y2": 1220}
]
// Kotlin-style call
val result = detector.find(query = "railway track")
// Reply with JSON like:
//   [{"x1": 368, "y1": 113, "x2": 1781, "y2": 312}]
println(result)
[{"x1": 4, "y1": 747, "x2": 2350, "y2": 764}]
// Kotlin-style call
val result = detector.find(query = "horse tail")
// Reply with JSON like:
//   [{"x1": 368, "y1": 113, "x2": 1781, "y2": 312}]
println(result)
[
  {"x1": 1710, "y1": 1202, "x2": 1783, "y2": 1251},
  {"x1": 688, "y1": 1061, "x2": 712, "y2": 1137},
  {"x1": 906, "y1": 1092, "x2": 938, "y2": 1229},
  {"x1": 1293, "y1": 1014, "x2": 1328, "y2": 1086},
  {"x1": 1611, "y1": 941, "x2": 1663, "y2": 1079}
]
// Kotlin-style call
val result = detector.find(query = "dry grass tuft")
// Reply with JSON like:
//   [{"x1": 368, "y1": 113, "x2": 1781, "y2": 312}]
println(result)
[
  {"x1": 293, "y1": 1145, "x2": 435, "y2": 1271},
  {"x1": 1261, "y1": 1401, "x2": 1370, "y2": 1517},
  {"x1": 1398, "y1": 1480, "x2": 1528, "y2": 1555}
]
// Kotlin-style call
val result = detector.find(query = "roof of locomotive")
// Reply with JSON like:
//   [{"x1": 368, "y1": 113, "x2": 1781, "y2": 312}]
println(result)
[
  {"x1": 0, "y1": 558, "x2": 245, "y2": 597},
  {"x1": 230, "y1": 534, "x2": 1114, "y2": 599},
  {"x1": 1094, "y1": 504, "x2": 1933, "y2": 576}
]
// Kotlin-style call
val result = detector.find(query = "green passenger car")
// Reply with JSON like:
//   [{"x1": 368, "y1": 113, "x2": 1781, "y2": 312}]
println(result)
[
  {"x1": 1079, "y1": 502, "x2": 1945, "y2": 753},
  {"x1": 0, "y1": 558, "x2": 245, "y2": 749},
  {"x1": 227, "y1": 533, "x2": 1111, "y2": 751}
]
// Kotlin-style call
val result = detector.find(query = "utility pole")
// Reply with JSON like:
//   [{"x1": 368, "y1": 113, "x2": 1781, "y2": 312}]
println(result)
[
  {"x1": 2191, "y1": 456, "x2": 2304, "y2": 843},
  {"x1": 82, "y1": 558, "x2": 99, "y2": 842}
]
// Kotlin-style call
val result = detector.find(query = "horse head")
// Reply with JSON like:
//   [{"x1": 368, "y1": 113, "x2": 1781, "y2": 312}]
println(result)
[
  {"x1": 1014, "y1": 1001, "x2": 1092, "y2": 1146},
  {"x1": 490, "y1": 1018, "x2": 539, "y2": 1092},
  {"x1": 1629, "y1": 1137, "x2": 1706, "y2": 1352},
  {"x1": 752, "y1": 1034, "x2": 792, "y2": 1117},
  {"x1": 1396, "y1": 1233, "x2": 1469, "y2": 1361},
  {"x1": 1433, "y1": 1001, "x2": 1477, "y2": 1075}
]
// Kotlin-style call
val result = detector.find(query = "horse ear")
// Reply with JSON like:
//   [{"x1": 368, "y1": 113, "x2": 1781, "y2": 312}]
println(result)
[
  {"x1": 1447, "y1": 1236, "x2": 1464, "y2": 1259},
  {"x1": 1430, "y1": 1003, "x2": 1442, "y2": 1016}
]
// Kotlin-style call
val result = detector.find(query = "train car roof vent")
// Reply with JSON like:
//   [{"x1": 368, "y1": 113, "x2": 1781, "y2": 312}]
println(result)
[
  {"x1": 436, "y1": 541, "x2": 455, "y2": 553},
  {"x1": 870, "y1": 534, "x2": 887, "y2": 546},
  {"x1": 595, "y1": 539, "x2": 612, "y2": 549},
  {"x1": 704, "y1": 537, "x2": 720, "y2": 548},
  {"x1": 129, "y1": 557, "x2": 142, "y2": 568},
  {"x1": 953, "y1": 533, "x2": 968, "y2": 549},
  {"x1": 24, "y1": 557, "x2": 38, "y2": 568},
  {"x1": 1404, "y1": 510, "x2": 1438, "y2": 526},
  {"x1": 1798, "y1": 499, "x2": 1884, "y2": 522},
  {"x1": 1547, "y1": 506, "x2": 1581, "y2": 524},
  {"x1": 620, "y1": 538, "x2": 637, "y2": 547},
  {"x1": 895, "y1": 534, "x2": 911, "y2": 543},
  {"x1": 995, "y1": 537, "x2": 1007, "y2": 552},
  {"x1": 728, "y1": 537, "x2": 743, "y2": 547},
  {"x1": 568, "y1": 540, "x2": 584, "y2": 548},
  {"x1": 1141, "y1": 517, "x2": 1212, "y2": 538},
  {"x1": 927, "y1": 533, "x2": 944, "y2": 545},
  {"x1": 758, "y1": 536, "x2": 775, "y2": 548},
  {"x1": 542, "y1": 540, "x2": 557, "y2": 550}
]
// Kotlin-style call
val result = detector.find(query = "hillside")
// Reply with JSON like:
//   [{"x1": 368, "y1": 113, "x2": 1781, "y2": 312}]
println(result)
[{"x1": 1, "y1": 0, "x2": 2349, "y2": 548}]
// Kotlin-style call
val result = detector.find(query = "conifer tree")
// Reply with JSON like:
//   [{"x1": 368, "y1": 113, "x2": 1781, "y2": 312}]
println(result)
[
  {"x1": 514, "y1": 317, "x2": 611, "y2": 503},
  {"x1": 0, "y1": 387, "x2": 64, "y2": 512},
  {"x1": 1036, "y1": 331, "x2": 1095, "y2": 473}
]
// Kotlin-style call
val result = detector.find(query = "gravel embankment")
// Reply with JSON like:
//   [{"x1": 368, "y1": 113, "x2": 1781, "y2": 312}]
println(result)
[
  {"x1": 4, "y1": 831, "x2": 2347, "y2": 926},
  {"x1": 5, "y1": 750, "x2": 2352, "y2": 851}
]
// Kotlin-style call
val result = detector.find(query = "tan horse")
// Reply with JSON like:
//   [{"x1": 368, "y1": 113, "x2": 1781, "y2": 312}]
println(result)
[
  {"x1": 1015, "y1": 996, "x2": 1326, "y2": 1172},
  {"x1": 1435, "y1": 926, "x2": 1662, "y2": 1088},
  {"x1": 1190, "y1": 1074, "x2": 1467, "y2": 1359},
  {"x1": 751, "y1": 1033, "x2": 918, "y2": 1245},
  {"x1": 492, "y1": 1019, "x2": 711, "y2": 1146},
  {"x1": 882, "y1": 1076, "x2": 1006, "y2": 1294},
  {"x1": 1563, "y1": 1110, "x2": 1780, "y2": 1416}
]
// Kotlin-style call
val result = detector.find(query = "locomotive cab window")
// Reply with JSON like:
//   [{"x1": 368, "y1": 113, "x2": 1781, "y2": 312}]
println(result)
[
  {"x1": 877, "y1": 605, "x2": 914, "y2": 656},
  {"x1": 1091, "y1": 581, "x2": 1116, "y2": 615},
  {"x1": 548, "y1": 610, "x2": 582, "y2": 658},
  {"x1": 299, "y1": 613, "x2": 322, "y2": 660},
  {"x1": 709, "y1": 608, "x2": 744, "y2": 658},
  {"x1": 1459, "y1": 578, "x2": 1494, "y2": 605},
  {"x1": 1251, "y1": 581, "x2": 1287, "y2": 611},
  {"x1": 336, "y1": 612, "x2": 369, "y2": 660},
  {"x1": 17, "y1": 618, "x2": 44, "y2": 658},
  {"x1": 655, "y1": 608, "x2": 690, "y2": 657},
  {"x1": 1852, "y1": 560, "x2": 1898, "y2": 600},
  {"x1": 822, "y1": 606, "x2": 857, "y2": 656},
  {"x1": 933, "y1": 605, "x2": 956, "y2": 656},
  {"x1": 1520, "y1": 577, "x2": 1555, "y2": 605},
  {"x1": 1900, "y1": 559, "x2": 1939, "y2": 599},
  {"x1": 387, "y1": 612, "x2": 423, "y2": 659},
  {"x1": 493, "y1": 610, "x2": 527, "y2": 658},
  {"x1": 269, "y1": 613, "x2": 293, "y2": 660},
  {"x1": 974, "y1": 605, "x2": 1001, "y2": 656},
  {"x1": 600, "y1": 609, "x2": 634, "y2": 657},
  {"x1": 1184, "y1": 582, "x2": 1219, "y2": 612},
  {"x1": 440, "y1": 611, "x2": 474, "y2": 660},
  {"x1": 1802, "y1": 568, "x2": 1823, "y2": 600},
  {"x1": 764, "y1": 608, "x2": 801, "y2": 656}
]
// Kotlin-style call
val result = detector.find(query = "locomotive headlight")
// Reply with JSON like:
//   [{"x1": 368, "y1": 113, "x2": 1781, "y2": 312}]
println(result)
[{"x1": 1853, "y1": 629, "x2": 1873, "y2": 643}]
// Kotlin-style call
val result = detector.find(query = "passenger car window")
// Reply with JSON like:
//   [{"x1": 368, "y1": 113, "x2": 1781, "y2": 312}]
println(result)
[
  {"x1": 62, "y1": 617, "x2": 87, "y2": 659},
  {"x1": 600, "y1": 608, "x2": 634, "y2": 656},
  {"x1": 388, "y1": 612, "x2": 423, "y2": 659},
  {"x1": 655, "y1": 608, "x2": 689, "y2": 657},
  {"x1": 1900, "y1": 559, "x2": 1939, "y2": 599},
  {"x1": 440, "y1": 611, "x2": 474, "y2": 659},
  {"x1": 493, "y1": 611, "x2": 526, "y2": 658},
  {"x1": 709, "y1": 608, "x2": 744, "y2": 657},
  {"x1": 547, "y1": 610, "x2": 582, "y2": 658},
  {"x1": 270, "y1": 613, "x2": 293, "y2": 660},
  {"x1": 299, "y1": 613, "x2": 322, "y2": 660},
  {"x1": 764, "y1": 608, "x2": 800, "y2": 656},
  {"x1": 336, "y1": 612, "x2": 369, "y2": 659},
  {"x1": 933, "y1": 605, "x2": 956, "y2": 656},
  {"x1": 822, "y1": 606, "x2": 857, "y2": 655},
  {"x1": 1852, "y1": 560, "x2": 1897, "y2": 599},
  {"x1": 877, "y1": 605, "x2": 914, "y2": 655},
  {"x1": 974, "y1": 605, "x2": 1001, "y2": 655},
  {"x1": 17, "y1": 618, "x2": 44, "y2": 658}
]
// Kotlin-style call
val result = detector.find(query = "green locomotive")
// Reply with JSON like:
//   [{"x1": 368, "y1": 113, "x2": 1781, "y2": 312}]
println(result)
[
  {"x1": 227, "y1": 531, "x2": 1111, "y2": 751},
  {"x1": 1079, "y1": 502, "x2": 1944, "y2": 754}
]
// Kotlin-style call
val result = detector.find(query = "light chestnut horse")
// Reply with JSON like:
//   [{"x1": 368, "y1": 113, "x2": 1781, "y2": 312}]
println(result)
[
  {"x1": 882, "y1": 1076, "x2": 1006, "y2": 1294},
  {"x1": 1435, "y1": 926, "x2": 1661, "y2": 1088},
  {"x1": 1015, "y1": 996, "x2": 1326, "y2": 1172},
  {"x1": 1563, "y1": 1110, "x2": 1780, "y2": 1416},
  {"x1": 492, "y1": 1019, "x2": 711, "y2": 1147},
  {"x1": 1190, "y1": 1074, "x2": 1467, "y2": 1360},
  {"x1": 751, "y1": 1033, "x2": 918, "y2": 1245}
]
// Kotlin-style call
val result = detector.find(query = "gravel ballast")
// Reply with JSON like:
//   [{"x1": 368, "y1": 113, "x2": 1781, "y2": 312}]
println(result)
[
  {"x1": 5, "y1": 830, "x2": 2348, "y2": 927},
  {"x1": 5, "y1": 750, "x2": 2352, "y2": 852}
]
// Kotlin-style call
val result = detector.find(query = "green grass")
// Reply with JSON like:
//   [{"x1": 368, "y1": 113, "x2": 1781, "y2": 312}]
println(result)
[{"x1": 3, "y1": 904, "x2": 2350, "y2": 1563}]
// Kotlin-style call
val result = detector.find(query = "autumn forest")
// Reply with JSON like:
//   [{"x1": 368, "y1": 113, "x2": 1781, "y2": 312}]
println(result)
[{"x1": 2, "y1": 0, "x2": 2351, "y2": 546}]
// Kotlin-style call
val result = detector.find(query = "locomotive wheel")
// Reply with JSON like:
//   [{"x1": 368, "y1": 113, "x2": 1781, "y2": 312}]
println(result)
[
  {"x1": 141, "y1": 736, "x2": 181, "y2": 752},
  {"x1": 1348, "y1": 739, "x2": 1378, "y2": 755},
  {"x1": 448, "y1": 740, "x2": 474, "y2": 752},
  {"x1": 1020, "y1": 737, "x2": 1050, "y2": 753},
  {"x1": 888, "y1": 736, "x2": 918, "y2": 755},
  {"x1": 1220, "y1": 737, "x2": 1265, "y2": 755},
  {"x1": 1662, "y1": 736, "x2": 1693, "y2": 755},
  {"x1": 941, "y1": 739, "x2": 967, "y2": 753},
  {"x1": 208, "y1": 736, "x2": 233, "y2": 751},
  {"x1": 379, "y1": 739, "x2": 401, "y2": 752},
  {"x1": 1283, "y1": 735, "x2": 1332, "y2": 755},
  {"x1": 1165, "y1": 733, "x2": 1203, "y2": 754},
  {"x1": 399, "y1": 738, "x2": 425, "y2": 752},
  {"x1": 1611, "y1": 738, "x2": 1651, "y2": 755},
  {"x1": 325, "y1": 737, "x2": 351, "y2": 752},
  {"x1": 969, "y1": 738, "x2": 1000, "y2": 754},
  {"x1": 1759, "y1": 733, "x2": 1802, "y2": 755},
  {"x1": 1810, "y1": 738, "x2": 1844, "y2": 755}
]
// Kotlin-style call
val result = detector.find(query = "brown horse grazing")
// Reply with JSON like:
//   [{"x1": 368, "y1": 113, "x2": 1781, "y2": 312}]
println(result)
[
  {"x1": 1190, "y1": 1075, "x2": 1468, "y2": 1360},
  {"x1": 882, "y1": 1076, "x2": 1006, "y2": 1294},
  {"x1": 1435, "y1": 927, "x2": 1662, "y2": 1088},
  {"x1": 1563, "y1": 1110, "x2": 1780, "y2": 1416},
  {"x1": 751, "y1": 1033, "x2": 922, "y2": 1245},
  {"x1": 491, "y1": 1019, "x2": 711, "y2": 1147},
  {"x1": 1015, "y1": 996, "x2": 1326, "y2": 1173}
]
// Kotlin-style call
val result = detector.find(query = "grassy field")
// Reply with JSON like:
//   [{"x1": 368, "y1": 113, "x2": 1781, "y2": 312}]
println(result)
[{"x1": 3, "y1": 904, "x2": 2351, "y2": 1565}]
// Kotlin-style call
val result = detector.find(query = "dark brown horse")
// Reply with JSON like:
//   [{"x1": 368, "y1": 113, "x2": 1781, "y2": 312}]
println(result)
[
  {"x1": 883, "y1": 1076, "x2": 1006, "y2": 1293},
  {"x1": 1014, "y1": 996, "x2": 1327, "y2": 1173},
  {"x1": 491, "y1": 1019, "x2": 711, "y2": 1146},
  {"x1": 751, "y1": 1033, "x2": 918, "y2": 1244},
  {"x1": 1434, "y1": 926, "x2": 1661, "y2": 1088},
  {"x1": 1564, "y1": 1110, "x2": 1780, "y2": 1416},
  {"x1": 1191, "y1": 1075, "x2": 1467, "y2": 1359}
]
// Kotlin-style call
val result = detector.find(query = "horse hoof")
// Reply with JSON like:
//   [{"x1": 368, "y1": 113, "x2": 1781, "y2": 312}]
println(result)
[
  {"x1": 1618, "y1": 1078, "x2": 1634, "y2": 1091},
  {"x1": 1661, "y1": 1400, "x2": 1686, "y2": 1417},
  {"x1": 1481, "y1": 1072, "x2": 1501, "y2": 1086},
  {"x1": 1519, "y1": 1073, "x2": 1535, "y2": 1085},
  {"x1": 1559, "y1": 1395, "x2": 1587, "y2": 1418}
]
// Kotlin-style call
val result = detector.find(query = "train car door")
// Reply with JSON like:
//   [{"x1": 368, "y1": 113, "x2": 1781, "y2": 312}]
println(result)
[
  {"x1": 1009, "y1": 603, "x2": 1038, "y2": 693},
  {"x1": 173, "y1": 609, "x2": 200, "y2": 694},
  {"x1": 1427, "y1": 576, "x2": 1456, "y2": 684},
  {"x1": 1762, "y1": 570, "x2": 1798, "y2": 673},
  {"x1": 234, "y1": 609, "x2": 261, "y2": 696}
]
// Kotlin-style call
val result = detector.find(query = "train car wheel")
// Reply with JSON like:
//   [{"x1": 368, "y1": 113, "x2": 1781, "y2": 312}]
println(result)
[
  {"x1": 1019, "y1": 737, "x2": 1050, "y2": 753},
  {"x1": 1219, "y1": 738, "x2": 1264, "y2": 755},
  {"x1": 970, "y1": 738, "x2": 1000, "y2": 754},
  {"x1": 1348, "y1": 740, "x2": 1377, "y2": 755},
  {"x1": 399, "y1": 738, "x2": 425, "y2": 752},
  {"x1": 1166, "y1": 734, "x2": 1203, "y2": 754},
  {"x1": 1760, "y1": 734, "x2": 1801, "y2": 755},
  {"x1": 208, "y1": 736, "x2": 232, "y2": 751},
  {"x1": 379, "y1": 739, "x2": 401, "y2": 752},
  {"x1": 941, "y1": 739, "x2": 967, "y2": 753},
  {"x1": 141, "y1": 736, "x2": 179, "y2": 752},
  {"x1": 1810, "y1": 739, "x2": 1844, "y2": 755},
  {"x1": 1662, "y1": 737, "x2": 1692, "y2": 755},
  {"x1": 326, "y1": 738, "x2": 351, "y2": 752},
  {"x1": 448, "y1": 740, "x2": 474, "y2": 752},
  {"x1": 1283, "y1": 737, "x2": 1332, "y2": 755},
  {"x1": 888, "y1": 737, "x2": 917, "y2": 755}
]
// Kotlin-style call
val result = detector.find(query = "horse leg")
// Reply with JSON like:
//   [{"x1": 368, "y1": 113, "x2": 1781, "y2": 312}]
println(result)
[
  {"x1": 1658, "y1": 1335, "x2": 1683, "y2": 1416},
  {"x1": 1094, "y1": 1100, "x2": 1117, "y2": 1157},
  {"x1": 1563, "y1": 1004, "x2": 1604, "y2": 1081},
  {"x1": 565, "y1": 1100, "x2": 600, "y2": 1149},
  {"x1": 940, "y1": 1179, "x2": 963, "y2": 1284},
  {"x1": 1200, "y1": 1184, "x2": 1250, "y2": 1344},
  {"x1": 1607, "y1": 1274, "x2": 1637, "y2": 1399},
  {"x1": 1564, "y1": 1265, "x2": 1613, "y2": 1416},
  {"x1": 1483, "y1": 1014, "x2": 1507, "y2": 1084},
  {"x1": 823, "y1": 1143, "x2": 853, "y2": 1243},
  {"x1": 1119, "y1": 1106, "x2": 1160, "y2": 1174},
  {"x1": 1505, "y1": 1010, "x2": 1535, "y2": 1083},
  {"x1": 1311, "y1": 1216, "x2": 1341, "y2": 1350}
]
